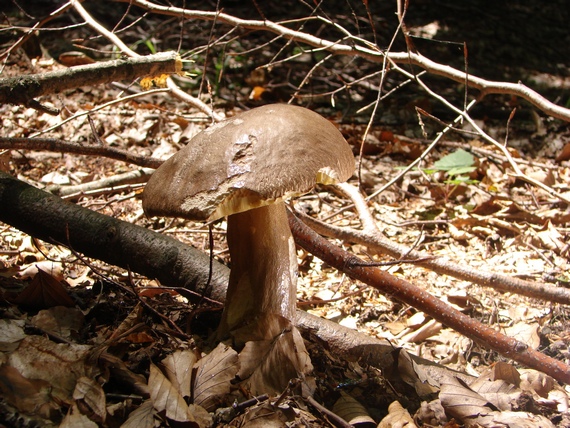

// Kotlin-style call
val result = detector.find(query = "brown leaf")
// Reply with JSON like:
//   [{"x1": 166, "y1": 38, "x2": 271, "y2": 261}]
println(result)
[
  {"x1": 440, "y1": 375, "x2": 495, "y2": 421},
  {"x1": 8, "y1": 335, "x2": 91, "y2": 398},
  {"x1": 192, "y1": 343, "x2": 239, "y2": 412},
  {"x1": 0, "y1": 365, "x2": 60, "y2": 419},
  {"x1": 377, "y1": 401, "x2": 418, "y2": 428},
  {"x1": 332, "y1": 391, "x2": 376, "y2": 426},
  {"x1": 237, "y1": 315, "x2": 313, "y2": 396},
  {"x1": 396, "y1": 349, "x2": 439, "y2": 397},
  {"x1": 31, "y1": 306, "x2": 84, "y2": 340},
  {"x1": 59, "y1": 403, "x2": 99, "y2": 428},
  {"x1": 555, "y1": 142, "x2": 570, "y2": 162},
  {"x1": 121, "y1": 400, "x2": 156, "y2": 428},
  {"x1": 13, "y1": 267, "x2": 75, "y2": 309},
  {"x1": 0, "y1": 319, "x2": 26, "y2": 352},
  {"x1": 72, "y1": 376, "x2": 107, "y2": 424},
  {"x1": 162, "y1": 349, "x2": 197, "y2": 399},
  {"x1": 148, "y1": 363, "x2": 197, "y2": 424}
]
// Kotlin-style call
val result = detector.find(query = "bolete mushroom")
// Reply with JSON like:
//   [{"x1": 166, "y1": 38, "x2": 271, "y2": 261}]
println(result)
[{"x1": 143, "y1": 104, "x2": 354, "y2": 340}]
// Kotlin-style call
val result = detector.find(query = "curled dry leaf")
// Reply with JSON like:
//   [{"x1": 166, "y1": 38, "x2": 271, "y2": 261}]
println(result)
[
  {"x1": 396, "y1": 349, "x2": 439, "y2": 397},
  {"x1": 72, "y1": 376, "x2": 107, "y2": 424},
  {"x1": 332, "y1": 391, "x2": 376, "y2": 427},
  {"x1": 192, "y1": 343, "x2": 239, "y2": 412},
  {"x1": 377, "y1": 401, "x2": 418, "y2": 428},
  {"x1": 416, "y1": 399, "x2": 448, "y2": 427}
]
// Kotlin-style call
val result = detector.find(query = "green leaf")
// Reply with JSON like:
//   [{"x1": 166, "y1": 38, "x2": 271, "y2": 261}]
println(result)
[{"x1": 433, "y1": 149, "x2": 475, "y2": 172}]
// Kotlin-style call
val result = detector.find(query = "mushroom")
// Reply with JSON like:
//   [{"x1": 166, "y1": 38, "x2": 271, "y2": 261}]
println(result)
[{"x1": 142, "y1": 104, "x2": 354, "y2": 340}]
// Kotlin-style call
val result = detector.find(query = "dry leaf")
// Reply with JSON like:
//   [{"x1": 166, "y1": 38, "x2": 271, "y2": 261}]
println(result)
[
  {"x1": 416, "y1": 399, "x2": 448, "y2": 426},
  {"x1": 519, "y1": 370, "x2": 556, "y2": 398},
  {"x1": 332, "y1": 391, "x2": 375, "y2": 426},
  {"x1": 162, "y1": 349, "x2": 197, "y2": 399},
  {"x1": 13, "y1": 268, "x2": 75, "y2": 309},
  {"x1": 59, "y1": 403, "x2": 99, "y2": 428},
  {"x1": 73, "y1": 376, "x2": 107, "y2": 424},
  {"x1": 31, "y1": 306, "x2": 84, "y2": 340},
  {"x1": 377, "y1": 401, "x2": 418, "y2": 428},
  {"x1": 0, "y1": 319, "x2": 26, "y2": 352},
  {"x1": 469, "y1": 368, "x2": 521, "y2": 411},
  {"x1": 192, "y1": 343, "x2": 239, "y2": 412},
  {"x1": 396, "y1": 349, "x2": 439, "y2": 397},
  {"x1": 504, "y1": 322, "x2": 540, "y2": 350},
  {"x1": 440, "y1": 375, "x2": 494, "y2": 421},
  {"x1": 237, "y1": 316, "x2": 313, "y2": 396},
  {"x1": 121, "y1": 400, "x2": 156, "y2": 428},
  {"x1": 239, "y1": 403, "x2": 291, "y2": 428},
  {"x1": 8, "y1": 335, "x2": 91, "y2": 398},
  {"x1": 0, "y1": 365, "x2": 60, "y2": 419},
  {"x1": 148, "y1": 363, "x2": 197, "y2": 424}
]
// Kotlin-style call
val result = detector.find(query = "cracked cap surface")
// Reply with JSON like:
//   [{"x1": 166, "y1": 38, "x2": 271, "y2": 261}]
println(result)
[{"x1": 142, "y1": 104, "x2": 355, "y2": 221}]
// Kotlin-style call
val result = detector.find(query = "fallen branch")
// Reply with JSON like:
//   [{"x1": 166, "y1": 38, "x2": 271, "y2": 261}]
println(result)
[
  {"x1": 287, "y1": 209, "x2": 570, "y2": 385},
  {"x1": 0, "y1": 170, "x2": 228, "y2": 303},
  {"x1": 70, "y1": 0, "x2": 223, "y2": 121},
  {"x1": 0, "y1": 52, "x2": 181, "y2": 109},
  {"x1": 328, "y1": 182, "x2": 570, "y2": 305},
  {"x1": 1, "y1": 171, "x2": 568, "y2": 384},
  {"x1": 0, "y1": 137, "x2": 163, "y2": 169}
]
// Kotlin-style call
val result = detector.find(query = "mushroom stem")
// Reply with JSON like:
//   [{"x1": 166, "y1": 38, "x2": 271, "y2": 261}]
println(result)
[{"x1": 218, "y1": 201, "x2": 297, "y2": 338}]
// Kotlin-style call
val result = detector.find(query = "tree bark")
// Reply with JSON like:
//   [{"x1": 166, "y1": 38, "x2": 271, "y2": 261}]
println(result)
[
  {"x1": 0, "y1": 52, "x2": 180, "y2": 108},
  {"x1": 0, "y1": 171, "x2": 227, "y2": 303}
]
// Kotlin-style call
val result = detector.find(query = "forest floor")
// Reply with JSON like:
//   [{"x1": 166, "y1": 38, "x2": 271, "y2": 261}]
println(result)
[{"x1": 1, "y1": 2, "x2": 570, "y2": 427}]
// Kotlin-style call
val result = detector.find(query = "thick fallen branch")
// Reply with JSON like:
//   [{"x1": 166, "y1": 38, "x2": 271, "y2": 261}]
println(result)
[
  {"x1": 0, "y1": 170, "x2": 401, "y2": 373},
  {"x1": 0, "y1": 52, "x2": 180, "y2": 109},
  {"x1": 287, "y1": 209, "x2": 570, "y2": 385},
  {"x1": 120, "y1": 0, "x2": 570, "y2": 122},
  {"x1": 0, "y1": 171, "x2": 228, "y2": 303}
]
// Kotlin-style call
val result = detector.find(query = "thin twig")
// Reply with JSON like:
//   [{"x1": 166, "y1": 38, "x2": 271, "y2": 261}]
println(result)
[
  {"x1": 120, "y1": 0, "x2": 570, "y2": 122},
  {"x1": 296, "y1": 184, "x2": 570, "y2": 305}
]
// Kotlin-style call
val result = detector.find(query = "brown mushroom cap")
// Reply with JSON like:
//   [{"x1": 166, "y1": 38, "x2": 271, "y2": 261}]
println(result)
[{"x1": 142, "y1": 104, "x2": 355, "y2": 221}]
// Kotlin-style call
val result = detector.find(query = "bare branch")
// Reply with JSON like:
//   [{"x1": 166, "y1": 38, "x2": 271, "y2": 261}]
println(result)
[
  {"x1": 287, "y1": 209, "x2": 570, "y2": 385},
  {"x1": 120, "y1": 0, "x2": 570, "y2": 122},
  {"x1": 297, "y1": 184, "x2": 570, "y2": 305},
  {"x1": 0, "y1": 137, "x2": 162, "y2": 168},
  {"x1": 70, "y1": 0, "x2": 223, "y2": 121}
]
